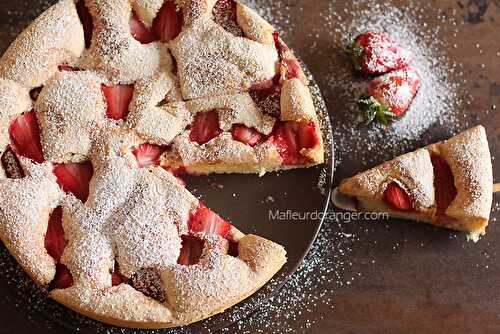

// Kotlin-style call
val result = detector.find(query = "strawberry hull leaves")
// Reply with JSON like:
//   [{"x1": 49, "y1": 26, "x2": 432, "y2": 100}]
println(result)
[
  {"x1": 357, "y1": 95, "x2": 399, "y2": 126},
  {"x1": 345, "y1": 39, "x2": 364, "y2": 72}
]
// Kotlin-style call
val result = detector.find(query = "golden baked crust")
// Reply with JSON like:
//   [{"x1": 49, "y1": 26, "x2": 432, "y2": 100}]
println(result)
[
  {"x1": 339, "y1": 126, "x2": 493, "y2": 234},
  {"x1": 0, "y1": 0, "x2": 326, "y2": 329}
]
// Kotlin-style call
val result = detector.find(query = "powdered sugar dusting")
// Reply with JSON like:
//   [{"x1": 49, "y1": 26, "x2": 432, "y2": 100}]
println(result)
[{"x1": 322, "y1": 1, "x2": 467, "y2": 167}]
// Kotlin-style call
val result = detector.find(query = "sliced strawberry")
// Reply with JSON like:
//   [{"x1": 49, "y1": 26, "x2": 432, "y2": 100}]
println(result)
[
  {"x1": 188, "y1": 204, "x2": 231, "y2": 238},
  {"x1": 431, "y1": 155, "x2": 457, "y2": 218},
  {"x1": 111, "y1": 262, "x2": 128, "y2": 286},
  {"x1": 189, "y1": 110, "x2": 222, "y2": 145},
  {"x1": 76, "y1": 0, "x2": 93, "y2": 48},
  {"x1": 177, "y1": 235, "x2": 204, "y2": 265},
  {"x1": 133, "y1": 143, "x2": 168, "y2": 168},
  {"x1": 53, "y1": 161, "x2": 93, "y2": 202},
  {"x1": 346, "y1": 31, "x2": 412, "y2": 75},
  {"x1": 1, "y1": 147, "x2": 25, "y2": 179},
  {"x1": 9, "y1": 111, "x2": 44, "y2": 163},
  {"x1": 152, "y1": 1, "x2": 182, "y2": 42},
  {"x1": 273, "y1": 32, "x2": 302, "y2": 80},
  {"x1": 102, "y1": 84, "x2": 134, "y2": 120},
  {"x1": 213, "y1": 0, "x2": 242, "y2": 36},
  {"x1": 44, "y1": 207, "x2": 66, "y2": 262},
  {"x1": 231, "y1": 125, "x2": 265, "y2": 147},
  {"x1": 130, "y1": 14, "x2": 158, "y2": 44},
  {"x1": 383, "y1": 182, "x2": 413, "y2": 211},
  {"x1": 49, "y1": 264, "x2": 74, "y2": 290},
  {"x1": 270, "y1": 121, "x2": 319, "y2": 165}
]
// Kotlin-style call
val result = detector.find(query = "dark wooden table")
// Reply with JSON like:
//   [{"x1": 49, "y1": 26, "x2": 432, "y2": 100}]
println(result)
[{"x1": 0, "y1": 1, "x2": 499, "y2": 333}]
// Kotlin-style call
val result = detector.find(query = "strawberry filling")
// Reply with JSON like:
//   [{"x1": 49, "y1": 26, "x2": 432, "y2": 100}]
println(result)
[
  {"x1": 49, "y1": 264, "x2": 74, "y2": 290},
  {"x1": 1, "y1": 147, "x2": 25, "y2": 179},
  {"x1": 383, "y1": 182, "x2": 413, "y2": 211},
  {"x1": 132, "y1": 143, "x2": 169, "y2": 168},
  {"x1": 152, "y1": 1, "x2": 183, "y2": 42},
  {"x1": 231, "y1": 124, "x2": 265, "y2": 147},
  {"x1": 188, "y1": 203, "x2": 231, "y2": 238},
  {"x1": 102, "y1": 84, "x2": 134, "y2": 120},
  {"x1": 129, "y1": 268, "x2": 166, "y2": 301},
  {"x1": 431, "y1": 155, "x2": 457, "y2": 218},
  {"x1": 76, "y1": 0, "x2": 93, "y2": 48},
  {"x1": 110, "y1": 261, "x2": 128, "y2": 286},
  {"x1": 249, "y1": 74, "x2": 281, "y2": 117},
  {"x1": 45, "y1": 207, "x2": 66, "y2": 262},
  {"x1": 177, "y1": 235, "x2": 204, "y2": 265},
  {"x1": 189, "y1": 110, "x2": 222, "y2": 145},
  {"x1": 273, "y1": 32, "x2": 302, "y2": 80},
  {"x1": 269, "y1": 121, "x2": 319, "y2": 165},
  {"x1": 213, "y1": 0, "x2": 242, "y2": 36},
  {"x1": 130, "y1": 14, "x2": 158, "y2": 44},
  {"x1": 45, "y1": 207, "x2": 74, "y2": 290},
  {"x1": 53, "y1": 161, "x2": 94, "y2": 202},
  {"x1": 9, "y1": 111, "x2": 44, "y2": 164}
]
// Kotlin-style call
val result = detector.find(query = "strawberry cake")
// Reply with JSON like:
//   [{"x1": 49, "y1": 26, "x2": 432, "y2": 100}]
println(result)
[
  {"x1": 0, "y1": 0, "x2": 325, "y2": 328},
  {"x1": 338, "y1": 126, "x2": 493, "y2": 238}
]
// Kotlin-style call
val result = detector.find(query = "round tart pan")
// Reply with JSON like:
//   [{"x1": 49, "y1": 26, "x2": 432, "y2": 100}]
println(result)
[{"x1": 0, "y1": 2, "x2": 334, "y2": 332}]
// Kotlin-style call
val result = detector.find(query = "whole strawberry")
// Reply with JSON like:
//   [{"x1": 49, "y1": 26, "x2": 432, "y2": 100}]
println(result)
[
  {"x1": 358, "y1": 67, "x2": 421, "y2": 125},
  {"x1": 346, "y1": 32, "x2": 412, "y2": 75}
]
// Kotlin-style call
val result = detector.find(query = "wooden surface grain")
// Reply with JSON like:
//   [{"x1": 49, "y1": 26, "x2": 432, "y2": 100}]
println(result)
[{"x1": 0, "y1": 0, "x2": 498, "y2": 333}]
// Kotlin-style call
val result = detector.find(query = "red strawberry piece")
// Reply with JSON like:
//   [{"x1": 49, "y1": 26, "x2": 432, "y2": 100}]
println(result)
[
  {"x1": 76, "y1": 0, "x2": 93, "y2": 48},
  {"x1": 102, "y1": 84, "x2": 134, "y2": 120},
  {"x1": 133, "y1": 143, "x2": 168, "y2": 168},
  {"x1": 273, "y1": 32, "x2": 302, "y2": 80},
  {"x1": 358, "y1": 67, "x2": 421, "y2": 124},
  {"x1": 9, "y1": 111, "x2": 44, "y2": 163},
  {"x1": 231, "y1": 125, "x2": 265, "y2": 147},
  {"x1": 111, "y1": 262, "x2": 128, "y2": 286},
  {"x1": 49, "y1": 264, "x2": 74, "y2": 290},
  {"x1": 177, "y1": 235, "x2": 204, "y2": 265},
  {"x1": 270, "y1": 121, "x2": 319, "y2": 165},
  {"x1": 130, "y1": 14, "x2": 158, "y2": 44},
  {"x1": 383, "y1": 182, "x2": 413, "y2": 211},
  {"x1": 44, "y1": 207, "x2": 66, "y2": 262},
  {"x1": 431, "y1": 155, "x2": 457, "y2": 218},
  {"x1": 152, "y1": 1, "x2": 182, "y2": 42},
  {"x1": 346, "y1": 31, "x2": 412, "y2": 75},
  {"x1": 53, "y1": 161, "x2": 93, "y2": 202},
  {"x1": 189, "y1": 110, "x2": 222, "y2": 145},
  {"x1": 188, "y1": 204, "x2": 231, "y2": 238}
]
